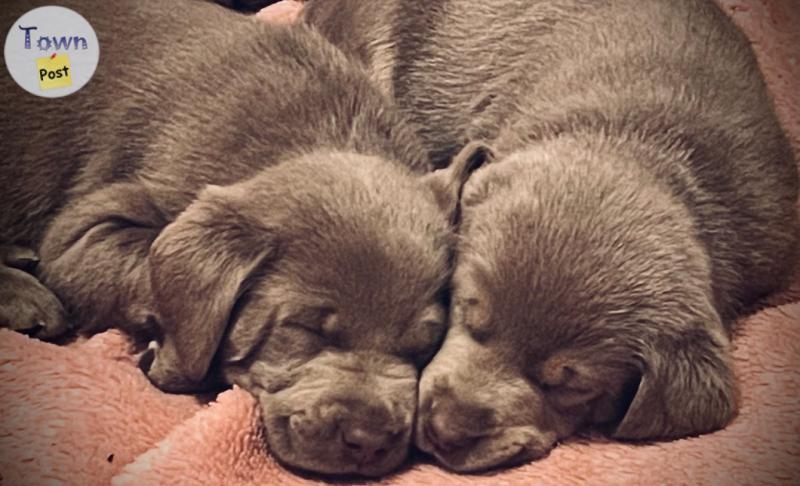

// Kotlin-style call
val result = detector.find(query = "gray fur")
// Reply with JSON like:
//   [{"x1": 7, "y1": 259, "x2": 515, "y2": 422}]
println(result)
[
  {"x1": 0, "y1": 0, "x2": 480, "y2": 476},
  {"x1": 305, "y1": 0, "x2": 800, "y2": 472}
]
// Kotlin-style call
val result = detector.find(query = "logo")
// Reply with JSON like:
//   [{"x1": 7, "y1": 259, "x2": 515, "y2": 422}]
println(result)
[{"x1": 4, "y1": 6, "x2": 99, "y2": 98}]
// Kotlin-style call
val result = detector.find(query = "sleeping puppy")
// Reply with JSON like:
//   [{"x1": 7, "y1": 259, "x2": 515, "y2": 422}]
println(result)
[
  {"x1": 304, "y1": 0, "x2": 800, "y2": 472},
  {"x1": 0, "y1": 0, "x2": 484, "y2": 476}
]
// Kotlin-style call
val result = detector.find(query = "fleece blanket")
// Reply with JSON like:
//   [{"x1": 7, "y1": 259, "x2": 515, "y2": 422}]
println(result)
[{"x1": 1, "y1": 0, "x2": 799, "y2": 484}]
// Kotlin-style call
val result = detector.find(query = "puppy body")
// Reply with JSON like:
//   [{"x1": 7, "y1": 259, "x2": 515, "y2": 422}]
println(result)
[
  {"x1": 305, "y1": 0, "x2": 597, "y2": 167},
  {"x1": 1, "y1": 0, "x2": 474, "y2": 475},
  {"x1": 306, "y1": 0, "x2": 799, "y2": 472},
  {"x1": 2, "y1": 0, "x2": 428, "y2": 247}
]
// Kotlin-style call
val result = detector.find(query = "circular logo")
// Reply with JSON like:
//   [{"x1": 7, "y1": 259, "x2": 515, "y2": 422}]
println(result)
[{"x1": 3, "y1": 6, "x2": 99, "y2": 98}]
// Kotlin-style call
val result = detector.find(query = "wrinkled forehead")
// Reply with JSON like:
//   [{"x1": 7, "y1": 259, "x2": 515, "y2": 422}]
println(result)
[
  {"x1": 281, "y1": 230, "x2": 450, "y2": 326},
  {"x1": 261, "y1": 189, "x2": 452, "y2": 339}
]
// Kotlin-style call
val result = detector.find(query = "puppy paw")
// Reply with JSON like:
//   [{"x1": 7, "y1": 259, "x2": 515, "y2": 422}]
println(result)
[
  {"x1": 139, "y1": 340, "x2": 193, "y2": 392},
  {"x1": 0, "y1": 264, "x2": 69, "y2": 340},
  {"x1": 139, "y1": 340, "x2": 224, "y2": 393}
]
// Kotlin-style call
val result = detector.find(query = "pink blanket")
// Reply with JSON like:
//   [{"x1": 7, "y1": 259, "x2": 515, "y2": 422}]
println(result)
[{"x1": 1, "y1": 1, "x2": 798, "y2": 484}]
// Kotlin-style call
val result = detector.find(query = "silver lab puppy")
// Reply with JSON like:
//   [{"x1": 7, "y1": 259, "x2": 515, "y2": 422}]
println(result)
[
  {"x1": 305, "y1": 0, "x2": 800, "y2": 472},
  {"x1": 0, "y1": 0, "x2": 485, "y2": 476}
]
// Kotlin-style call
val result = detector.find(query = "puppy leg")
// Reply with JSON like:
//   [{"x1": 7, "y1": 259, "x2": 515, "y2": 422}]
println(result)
[
  {"x1": 0, "y1": 245, "x2": 68, "y2": 339},
  {"x1": 37, "y1": 182, "x2": 166, "y2": 338}
]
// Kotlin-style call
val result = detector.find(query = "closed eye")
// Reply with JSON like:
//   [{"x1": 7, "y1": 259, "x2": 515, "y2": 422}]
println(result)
[
  {"x1": 281, "y1": 307, "x2": 336, "y2": 339},
  {"x1": 285, "y1": 321, "x2": 327, "y2": 342},
  {"x1": 463, "y1": 320, "x2": 492, "y2": 343},
  {"x1": 454, "y1": 297, "x2": 491, "y2": 343},
  {"x1": 529, "y1": 363, "x2": 595, "y2": 406},
  {"x1": 548, "y1": 387, "x2": 599, "y2": 408},
  {"x1": 399, "y1": 320, "x2": 446, "y2": 367},
  {"x1": 267, "y1": 321, "x2": 326, "y2": 358}
]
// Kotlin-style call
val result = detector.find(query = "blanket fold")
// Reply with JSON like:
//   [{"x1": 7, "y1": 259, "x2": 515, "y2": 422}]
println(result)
[{"x1": 1, "y1": 302, "x2": 798, "y2": 485}]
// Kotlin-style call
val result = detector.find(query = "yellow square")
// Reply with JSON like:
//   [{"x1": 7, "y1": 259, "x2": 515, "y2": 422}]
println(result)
[{"x1": 36, "y1": 54, "x2": 73, "y2": 91}]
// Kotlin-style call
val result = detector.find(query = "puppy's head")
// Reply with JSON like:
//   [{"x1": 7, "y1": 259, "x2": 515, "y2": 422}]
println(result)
[
  {"x1": 143, "y1": 147, "x2": 485, "y2": 476},
  {"x1": 416, "y1": 142, "x2": 738, "y2": 472}
]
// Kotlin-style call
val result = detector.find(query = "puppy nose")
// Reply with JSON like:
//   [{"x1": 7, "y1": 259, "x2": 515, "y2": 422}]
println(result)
[
  {"x1": 424, "y1": 399, "x2": 492, "y2": 452},
  {"x1": 340, "y1": 423, "x2": 392, "y2": 464}
]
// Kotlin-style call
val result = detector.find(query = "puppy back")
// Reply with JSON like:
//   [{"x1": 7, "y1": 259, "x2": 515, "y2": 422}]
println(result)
[
  {"x1": 348, "y1": 0, "x2": 799, "y2": 314},
  {"x1": 1, "y1": 0, "x2": 430, "y2": 244},
  {"x1": 495, "y1": 0, "x2": 799, "y2": 315}
]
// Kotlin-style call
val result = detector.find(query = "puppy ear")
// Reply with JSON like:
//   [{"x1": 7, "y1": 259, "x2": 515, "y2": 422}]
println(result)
[
  {"x1": 146, "y1": 185, "x2": 276, "y2": 391},
  {"x1": 613, "y1": 326, "x2": 738, "y2": 440},
  {"x1": 424, "y1": 141, "x2": 494, "y2": 224}
]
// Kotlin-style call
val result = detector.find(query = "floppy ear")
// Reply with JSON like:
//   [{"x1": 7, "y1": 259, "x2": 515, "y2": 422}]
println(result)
[
  {"x1": 613, "y1": 326, "x2": 738, "y2": 440},
  {"x1": 145, "y1": 185, "x2": 276, "y2": 392},
  {"x1": 423, "y1": 141, "x2": 494, "y2": 224}
]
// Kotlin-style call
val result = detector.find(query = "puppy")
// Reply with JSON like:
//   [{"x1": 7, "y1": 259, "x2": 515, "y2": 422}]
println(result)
[
  {"x1": 305, "y1": 0, "x2": 800, "y2": 472},
  {"x1": 0, "y1": 0, "x2": 485, "y2": 475}
]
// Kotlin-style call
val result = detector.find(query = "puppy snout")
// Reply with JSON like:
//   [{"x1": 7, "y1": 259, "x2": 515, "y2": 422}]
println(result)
[
  {"x1": 424, "y1": 396, "x2": 493, "y2": 452},
  {"x1": 339, "y1": 422, "x2": 395, "y2": 464},
  {"x1": 426, "y1": 410, "x2": 475, "y2": 452},
  {"x1": 287, "y1": 394, "x2": 408, "y2": 469}
]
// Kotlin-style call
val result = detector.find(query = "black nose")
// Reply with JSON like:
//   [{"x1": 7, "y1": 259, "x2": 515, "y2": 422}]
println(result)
[
  {"x1": 340, "y1": 423, "x2": 393, "y2": 464},
  {"x1": 424, "y1": 398, "x2": 493, "y2": 452}
]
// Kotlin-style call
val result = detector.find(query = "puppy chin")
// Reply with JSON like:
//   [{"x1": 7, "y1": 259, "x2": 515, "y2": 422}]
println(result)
[{"x1": 416, "y1": 422, "x2": 555, "y2": 473}]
